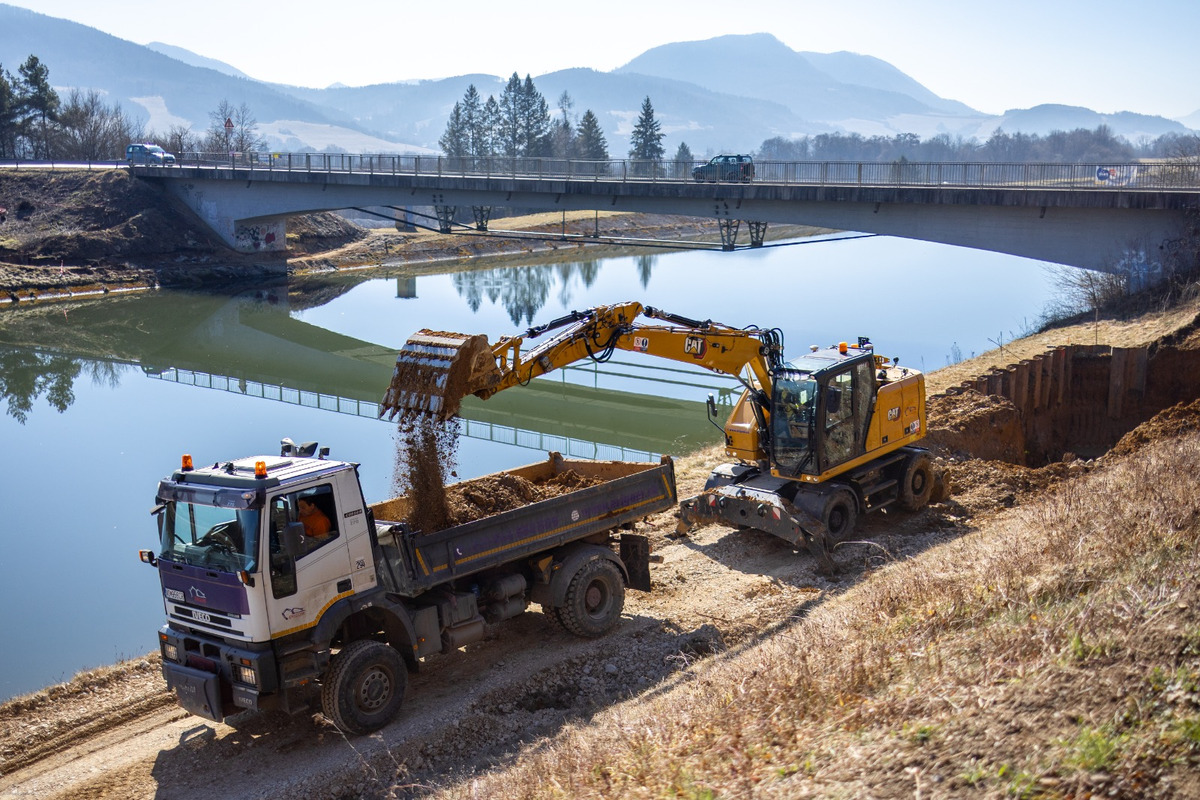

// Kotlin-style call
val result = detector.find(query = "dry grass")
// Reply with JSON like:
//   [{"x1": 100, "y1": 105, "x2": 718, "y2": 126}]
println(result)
[{"x1": 425, "y1": 433, "x2": 1200, "y2": 799}]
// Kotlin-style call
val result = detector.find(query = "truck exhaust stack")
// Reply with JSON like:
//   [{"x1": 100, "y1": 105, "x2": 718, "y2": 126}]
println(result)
[{"x1": 381, "y1": 330, "x2": 498, "y2": 421}]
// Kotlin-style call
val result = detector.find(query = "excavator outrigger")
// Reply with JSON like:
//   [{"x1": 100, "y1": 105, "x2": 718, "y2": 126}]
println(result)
[{"x1": 381, "y1": 301, "x2": 934, "y2": 567}]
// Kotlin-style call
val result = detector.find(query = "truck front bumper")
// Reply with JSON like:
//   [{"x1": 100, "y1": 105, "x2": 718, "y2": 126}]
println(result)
[{"x1": 159, "y1": 625, "x2": 276, "y2": 722}]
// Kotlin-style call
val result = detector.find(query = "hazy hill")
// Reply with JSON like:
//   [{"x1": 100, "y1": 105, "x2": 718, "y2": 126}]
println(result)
[
  {"x1": 144, "y1": 41, "x2": 251, "y2": 80},
  {"x1": 0, "y1": 4, "x2": 427, "y2": 152}
]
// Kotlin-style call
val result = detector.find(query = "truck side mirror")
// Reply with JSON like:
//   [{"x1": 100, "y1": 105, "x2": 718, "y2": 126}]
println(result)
[{"x1": 282, "y1": 522, "x2": 306, "y2": 559}]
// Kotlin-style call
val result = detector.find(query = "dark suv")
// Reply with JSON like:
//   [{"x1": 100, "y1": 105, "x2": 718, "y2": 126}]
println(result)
[{"x1": 692, "y1": 154, "x2": 754, "y2": 183}]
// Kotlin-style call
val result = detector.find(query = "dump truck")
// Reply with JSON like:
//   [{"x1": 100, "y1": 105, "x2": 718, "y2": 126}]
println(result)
[
  {"x1": 141, "y1": 442, "x2": 675, "y2": 734},
  {"x1": 382, "y1": 301, "x2": 933, "y2": 568}
]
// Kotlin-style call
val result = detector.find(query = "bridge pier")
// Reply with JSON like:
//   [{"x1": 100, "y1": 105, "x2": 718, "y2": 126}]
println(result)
[
  {"x1": 472, "y1": 206, "x2": 492, "y2": 231},
  {"x1": 747, "y1": 221, "x2": 768, "y2": 248},
  {"x1": 719, "y1": 218, "x2": 740, "y2": 251},
  {"x1": 434, "y1": 205, "x2": 457, "y2": 234}
]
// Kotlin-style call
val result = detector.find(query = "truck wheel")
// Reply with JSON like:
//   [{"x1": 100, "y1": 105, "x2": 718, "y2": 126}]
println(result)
[
  {"x1": 558, "y1": 557, "x2": 625, "y2": 638},
  {"x1": 823, "y1": 491, "x2": 858, "y2": 543},
  {"x1": 899, "y1": 452, "x2": 934, "y2": 511},
  {"x1": 321, "y1": 640, "x2": 406, "y2": 735}
]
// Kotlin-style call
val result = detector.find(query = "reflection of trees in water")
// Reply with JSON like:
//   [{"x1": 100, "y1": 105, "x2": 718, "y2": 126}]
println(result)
[
  {"x1": 0, "y1": 349, "x2": 82, "y2": 423},
  {"x1": 453, "y1": 257, "x2": 655, "y2": 325},
  {"x1": 0, "y1": 350, "x2": 133, "y2": 424},
  {"x1": 637, "y1": 254, "x2": 656, "y2": 289}
]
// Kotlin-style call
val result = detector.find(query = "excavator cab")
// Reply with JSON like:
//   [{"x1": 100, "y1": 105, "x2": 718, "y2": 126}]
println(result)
[{"x1": 768, "y1": 348, "x2": 877, "y2": 480}]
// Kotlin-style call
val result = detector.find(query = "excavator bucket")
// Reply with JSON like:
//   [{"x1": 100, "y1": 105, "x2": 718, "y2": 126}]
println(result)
[{"x1": 380, "y1": 330, "x2": 498, "y2": 422}]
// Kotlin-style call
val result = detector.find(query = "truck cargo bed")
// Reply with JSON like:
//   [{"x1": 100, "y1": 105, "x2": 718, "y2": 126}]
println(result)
[{"x1": 370, "y1": 453, "x2": 675, "y2": 596}]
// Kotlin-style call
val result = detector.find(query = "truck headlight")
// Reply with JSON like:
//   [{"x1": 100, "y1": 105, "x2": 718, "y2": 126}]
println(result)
[
  {"x1": 162, "y1": 642, "x2": 179, "y2": 662},
  {"x1": 233, "y1": 663, "x2": 258, "y2": 687}
]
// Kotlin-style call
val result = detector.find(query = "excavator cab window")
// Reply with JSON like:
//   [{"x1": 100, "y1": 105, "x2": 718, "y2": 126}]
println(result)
[{"x1": 770, "y1": 371, "x2": 819, "y2": 477}]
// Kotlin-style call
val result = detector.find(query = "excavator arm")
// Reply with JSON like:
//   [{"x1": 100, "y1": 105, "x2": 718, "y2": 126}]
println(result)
[{"x1": 380, "y1": 301, "x2": 785, "y2": 421}]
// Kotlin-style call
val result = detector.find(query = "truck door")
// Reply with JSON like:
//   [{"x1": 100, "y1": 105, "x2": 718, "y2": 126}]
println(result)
[{"x1": 264, "y1": 481, "x2": 353, "y2": 638}]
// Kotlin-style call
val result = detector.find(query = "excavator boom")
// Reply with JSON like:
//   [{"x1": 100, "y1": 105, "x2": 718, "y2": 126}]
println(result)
[{"x1": 380, "y1": 302, "x2": 782, "y2": 422}]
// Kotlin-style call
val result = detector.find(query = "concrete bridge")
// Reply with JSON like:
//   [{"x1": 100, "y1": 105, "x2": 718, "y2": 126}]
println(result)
[{"x1": 138, "y1": 154, "x2": 1200, "y2": 272}]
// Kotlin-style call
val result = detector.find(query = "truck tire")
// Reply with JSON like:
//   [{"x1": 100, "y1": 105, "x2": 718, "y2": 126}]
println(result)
[
  {"x1": 321, "y1": 640, "x2": 406, "y2": 735},
  {"x1": 558, "y1": 557, "x2": 625, "y2": 638},
  {"x1": 823, "y1": 490, "x2": 858, "y2": 543},
  {"x1": 899, "y1": 452, "x2": 934, "y2": 511}
]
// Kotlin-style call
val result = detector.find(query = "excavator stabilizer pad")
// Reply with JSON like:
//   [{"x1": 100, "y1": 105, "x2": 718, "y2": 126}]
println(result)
[{"x1": 381, "y1": 330, "x2": 496, "y2": 422}]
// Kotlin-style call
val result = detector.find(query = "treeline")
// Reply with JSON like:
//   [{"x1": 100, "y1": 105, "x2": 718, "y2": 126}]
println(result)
[
  {"x1": 757, "y1": 126, "x2": 1200, "y2": 163},
  {"x1": 439, "y1": 73, "x2": 612, "y2": 161},
  {"x1": 0, "y1": 54, "x2": 267, "y2": 160}
]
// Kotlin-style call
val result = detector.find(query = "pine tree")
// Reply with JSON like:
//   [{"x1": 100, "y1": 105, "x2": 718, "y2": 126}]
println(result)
[
  {"x1": 575, "y1": 110, "x2": 608, "y2": 161},
  {"x1": 673, "y1": 141, "x2": 694, "y2": 178},
  {"x1": 460, "y1": 85, "x2": 485, "y2": 158},
  {"x1": 497, "y1": 72, "x2": 523, "y2": 158},
  {"x1": 628, "y1": 96, "x2": 664, "y2": 175},
  {"x1": 519, "y1": 75, "x2": 551, "y2": 157},
  {"x1": 481, "y1": 95, "x2": 501, "y2": 157},
  {"x1": 0, "y1": 65, "x2": 18, "y2": 159},
  {"x1": 438, "y1": 101, "x2": 468, "y2": 159},
  {"x1": 550, "y1": 91, "x2": 575, "y2": 159},
  {"x1": 17, "y1": 55, "x2": 59, "y2": 159}
]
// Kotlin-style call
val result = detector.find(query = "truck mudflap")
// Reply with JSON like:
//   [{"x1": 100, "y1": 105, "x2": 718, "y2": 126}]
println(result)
[{"x1": 163, "y1": 662, "x2": 225, "y2": 722}]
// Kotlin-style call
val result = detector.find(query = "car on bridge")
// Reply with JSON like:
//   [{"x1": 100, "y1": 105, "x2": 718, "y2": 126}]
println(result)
[
  {"x1": 692, "y1": 154, "x2": 754, "y2": 183},
  {"x1": 125, "y1": 143, "x2": 176, "y2": 166}
]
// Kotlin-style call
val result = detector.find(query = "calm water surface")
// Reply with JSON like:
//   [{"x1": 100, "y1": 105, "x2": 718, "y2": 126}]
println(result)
[{"x1": 0, "y1": 235, "x2": 1057, "y2": 700}]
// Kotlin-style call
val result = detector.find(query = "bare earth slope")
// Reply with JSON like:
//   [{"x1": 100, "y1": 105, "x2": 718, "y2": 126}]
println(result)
[{"x1": 3, "y1": 299, "x2": 1199, "y2": 798}]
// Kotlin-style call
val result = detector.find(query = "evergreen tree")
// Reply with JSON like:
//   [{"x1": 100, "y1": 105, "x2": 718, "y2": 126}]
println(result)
[
  {"x1": 575, "y1": 110, "x2": 608, "y2": 161},
  {"x1": 481, "y1": 95, "x2": 501, "y2": 157},
  {"x1": 628, "y1": 96, "x2": 664, "y2": 175},
  {"x1": 673, "y1": 141, "x2": 694, "y2": 178},
  {"x1": 438, "y1": 101, "x2": 468, "y2": 158},
  {"x1": 17, "y1": 55, "x2": 59, "y2": 159},
  {"x1": 460, "y1": 84, "x2": 486, "y2": 158},
  {"x1": 0, "y1": 65, "x2": 18, "y2": 159},
  {"x1": 497, "y1": 72, "x2": 523, "y2": 158},
  {"x1": 523, "y1": 75, "x2": 551, "y2": 156}
]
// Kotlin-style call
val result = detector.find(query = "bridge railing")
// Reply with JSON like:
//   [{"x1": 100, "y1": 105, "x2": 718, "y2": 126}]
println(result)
[{"x1": 161, "y1": 152, "x2": 1200, "y2": 191}]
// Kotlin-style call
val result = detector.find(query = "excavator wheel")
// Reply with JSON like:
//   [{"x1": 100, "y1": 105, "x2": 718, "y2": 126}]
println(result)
[
  {"x1": 899, "y1": 451, "x2": 935, "y2": 511},
  {"x1": 822, "y1": 490, "x2": 858, "y2": 544}
]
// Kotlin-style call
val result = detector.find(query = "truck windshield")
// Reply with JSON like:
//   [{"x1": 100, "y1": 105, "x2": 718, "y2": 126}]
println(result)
[
  {"x1": 771, "y1": 372, "x2": 818, "y2": 476},
  {"x1": 159, "y1": 502, "x2": 261, "y2": 572}
]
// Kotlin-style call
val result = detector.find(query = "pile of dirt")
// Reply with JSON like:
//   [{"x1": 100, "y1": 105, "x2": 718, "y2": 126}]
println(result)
[
  {"x1": 1108, "y1": 397, "x2": 1200, "y2": 457},
  {"x1": 446, "y1": 469, "x2": 601, "y2": 526},
  {"x1": 925, "y1": 389, "x2": 1026, "y2": 462}
]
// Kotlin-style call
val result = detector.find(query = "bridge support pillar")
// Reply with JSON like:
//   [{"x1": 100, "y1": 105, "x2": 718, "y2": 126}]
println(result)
[
  {"x1": 472, "y1": 206, "x2": 492, "y2": 231},
  {"x1": 434, "y1": 205, "x2": 457, "y2": 234},
  {"x1": 718, "y1": 218, "x2": 740, "y2": 251},
  {"x1": 747, "y1": 221, "x2": 768, "y2": 248}
]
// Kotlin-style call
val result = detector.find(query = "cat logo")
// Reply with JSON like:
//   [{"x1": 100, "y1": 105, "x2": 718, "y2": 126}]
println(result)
[
  {"x1": 684, "y1": 336, "x2": 707, "y2": 358},
  {"x1": 887, "y1": 407, "x2": 900, "y2": 421}
]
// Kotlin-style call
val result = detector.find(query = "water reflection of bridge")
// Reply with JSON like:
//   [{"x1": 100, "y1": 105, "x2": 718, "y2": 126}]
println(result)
[
  {"x1": 145, "y1": 359, "x2": 734, "y2": 459},
  {"x1": 0, "y1": 284, "x2": 736, "y2": 456}
]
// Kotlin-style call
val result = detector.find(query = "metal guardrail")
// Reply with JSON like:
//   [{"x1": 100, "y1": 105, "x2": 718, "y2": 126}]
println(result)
[
  {"x1": 2, "y1": 154, "x2": 1197, "y2": 191},
  {"x1": 154, "y1": 153, "x2": 1200, "y2": 192}
]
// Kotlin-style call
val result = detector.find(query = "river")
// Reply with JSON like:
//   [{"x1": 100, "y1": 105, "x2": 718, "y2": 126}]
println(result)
[{"x1": 0, "y1": 233, "x2": 1058, "y2": 701}]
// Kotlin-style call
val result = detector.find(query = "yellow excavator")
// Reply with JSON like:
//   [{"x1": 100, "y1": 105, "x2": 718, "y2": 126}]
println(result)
[{"x1": 381, "y1": 301, "x2": 933, "y2": 565}]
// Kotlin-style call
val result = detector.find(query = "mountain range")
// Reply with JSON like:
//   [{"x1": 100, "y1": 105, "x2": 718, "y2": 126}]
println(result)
[{"x1": 1, "y1": 4, "x2": 1193, "y2": 156}]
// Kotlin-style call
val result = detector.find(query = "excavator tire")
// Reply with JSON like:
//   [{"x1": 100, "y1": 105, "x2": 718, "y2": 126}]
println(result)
[
  {"x1": 321, "y1": 640, "x2": 407, "y2": 735},
  {"x1": 822, "y1": 490, "x2": 858, "y2": 544},
  {"x1": 899, "y1": 451, "x2": 935, "y2": 511}
]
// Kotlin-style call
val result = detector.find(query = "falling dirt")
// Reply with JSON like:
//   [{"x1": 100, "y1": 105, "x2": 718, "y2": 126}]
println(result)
[{"x1": 392, "y1": 417, "x2": 461, "y2": 534}]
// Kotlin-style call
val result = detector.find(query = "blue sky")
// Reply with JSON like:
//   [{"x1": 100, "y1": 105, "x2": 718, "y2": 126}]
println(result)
[{"x1": 7, "y1": 0, "x2": 1199, "y2": 119}]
